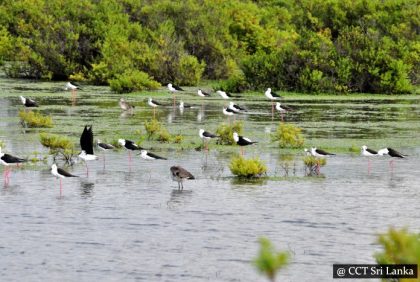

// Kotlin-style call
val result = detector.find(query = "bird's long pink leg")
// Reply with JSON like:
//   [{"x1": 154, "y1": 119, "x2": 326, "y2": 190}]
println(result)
[
  {"x1": 60, "y1": 179, "x2": 62, "y2": 198},
  {"x1": 85, "y1": 163, "x2": 89, "y2": 177}
]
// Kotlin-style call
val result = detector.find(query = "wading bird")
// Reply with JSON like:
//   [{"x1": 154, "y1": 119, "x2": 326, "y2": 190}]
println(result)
[
  {"x1": 170, "y1": 166, "x2": 195, "y2": 190},
  {"x1": 361, "y1": 145, "x2": 378, "y2": 173},
  {"x1": 233, "y1": 132, "x2": 258, "y2": 155},
  {"x1": 51, "y1": 164, "x2": 78, "y2": 197},
  {"x1": 378, "y1": 147, "x2": 406, "y2": 170},
  {"x1": 199, "y1": 129, "x2": 219, "y2": 151},
  {"x1": 20, "y1": 96, "x2": 38, "y2": 107},
  {"x1": 118, "y1": 139, "x2": 143, "y2": 165},
  {"x1": 0, "y1": 147, "x2": 26, "y2": 186},
  {"x1": 119, "y1": 98, "x2": 135, "y2": 112},
  {"x1": 79, "y1": 125, "x2": 97, "y2": 176}
]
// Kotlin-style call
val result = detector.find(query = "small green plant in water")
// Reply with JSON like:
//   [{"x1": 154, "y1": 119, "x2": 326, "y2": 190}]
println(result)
[
  {"x1": 19, "y1": 110, "x2": 53, "y2": 128},
  {"x1": 348, "y1": 144, "x2": 359, "y2": 153},
  {"x1": 271, "y1": 123, "x2": 304, "y2": 148},
  {"x1": 216, "y1": 121, "x2": 243, "y2": 145},
  {"x1": 144, "y1": 119, "x2": 162, "y2": 138},
  {"x1": 304, "y1": 156, "x2": 326, "y2": 175},
  {"x1": 39, "y1": 133, "x2": 75, "y2": 163},
  {"x1": 253, "y1": 237, "x2": 290, "y2": 282},
  {"x1": 375, "y1": 227, "x2": 420, "y2": 282},
  {"x1": 229, "y1": 155, "x2": 267, "y2": 178}
]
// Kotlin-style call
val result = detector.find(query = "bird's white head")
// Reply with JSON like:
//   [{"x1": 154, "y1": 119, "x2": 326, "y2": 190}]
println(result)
[
  {"x1": 199, "y1": 129, "x2": 205, "y2": 136},
  {"x1": 118, "y1": 139, "x2": 126, "y2": 146},
  {"x1": 140, "y1": 150, "x2": 147, "y2": 157},
  {"x1": 96, "y1": 139, "x2": 101, "y2": 144},
  {"x1": 362, "y1": 145, "x2": 367, "y2": 150},
  {"x1": 20, "y1": 96, "x2": 26, "y2": 104},
  {"x1": 276, "y1": 102, "x2": 281, "y2": 107},
  {"x1": 148, "y1": 97, "x2": 152, "y2": 103},
  {"x1": 119, "y1": 98, "x2": 125, "y2": 102},
  {"x1": 51, "y1": 163, "x2": 58, "y2": 172},
  {"x1": 310, "y1": 147, "x2": 316, "y2": 153},
  {"x1": 267, "y1": 88, "x2": 271, "y2": 92},
  {"x1": 229, "y1": 101, "x2": 234, "y2": 107},
  {"x1": 233, "y1": 132, "x2": 239, "y2": 142},
  {"x1": 179, "y1": 101, "x2": 184, "y2": 108}
]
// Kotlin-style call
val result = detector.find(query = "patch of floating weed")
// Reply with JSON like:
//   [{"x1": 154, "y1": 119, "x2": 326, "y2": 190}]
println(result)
[
  {"x1": 216, "y1": 121, "x2": 243, "y2": 145},
  {"x1": 19, "y1": 110, "x2": 53, "y2": 128}
]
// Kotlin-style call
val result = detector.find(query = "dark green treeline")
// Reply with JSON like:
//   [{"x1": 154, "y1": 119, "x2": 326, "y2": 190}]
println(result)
[{"x1": 0, "y1": 0, "x2": 418, "y2": 94}]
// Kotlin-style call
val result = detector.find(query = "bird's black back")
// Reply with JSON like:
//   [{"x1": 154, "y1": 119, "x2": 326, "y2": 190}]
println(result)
[
  {"x1": 316, "y1": 149, "x2": 335, "y2": 155},
  {"x1": 1, "y1": 153, "x2": 27, "y2": 164},
  {"x1": 57, "y1": 167, "x2": 78, "y2": 177},
  {"x1": 147, "y1": 151, "x2": 167, "y2": 160},
  {"x1": 366, "y1": 148, "x2": 378, "y2": 154},
  {"x1": 237, "y1": 136, "x2": 257, "y2": 146},
  {"x1": 98, "y1": 143, "x2": 114, "y2": 150},
  {"x1": 125, "y1": 140, "x2": 142, "y2": 150},
  {"x1": 203, "y1": 131, "x2": 218, "y2": 138},
  {"x1": 387, "y1": 148, "x2": 405, "y2": 158}
]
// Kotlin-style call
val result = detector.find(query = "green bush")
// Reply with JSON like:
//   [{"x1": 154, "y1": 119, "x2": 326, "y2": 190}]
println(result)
[
  {"x1": 144, "y1": 119, "x2": 182, "y2": 143},
  {"x1": 253, "y1": 237, "x2": 290, "y2": 282},
  {"x1": 177, "y1": 54, "x2": 206, "y2": 86},
  {"x1": 19, "y1": 110, "x2": 53, "y2": 128},
  {"x1": 216, "y1": 73, "x2": 249, "y2": 93},
  {"x1": 229, "y1": 155, "x2": 267, "y2": 178},
  {"x1": 216, "y1": 121, "x2": 243, "y2": 145},
  {"x1": 144, "y1": 119, "x2": 163, "y2": 139},
  {"x1": 375, "y1": 228, "x2": 420, "y2": 279},
  {"x1": 39, "y1": 133, "x2": 75, "y2": 163},
  {"x1": 109, "y1": 70, "x2": 160, "y2": 93},
  {"x1": 271, "y1": 123, "x2": 304, "y2": 148},
  {"x1": 304, "y1": 156, "x2": 326, "y2": 175}
]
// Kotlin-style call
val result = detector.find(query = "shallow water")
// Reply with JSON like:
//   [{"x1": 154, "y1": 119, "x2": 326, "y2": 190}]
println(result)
[{"x1": 1, "y1": 78, "x2": 420, "y2": 281}]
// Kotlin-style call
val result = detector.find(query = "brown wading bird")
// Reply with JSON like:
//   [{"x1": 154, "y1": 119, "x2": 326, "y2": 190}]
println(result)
[
  {"x1": 119, "y1": 98, "x2": 135, "y2": 112},
  {"x1": 170, "y1": 166, "x2": 195, "y2": 190}
]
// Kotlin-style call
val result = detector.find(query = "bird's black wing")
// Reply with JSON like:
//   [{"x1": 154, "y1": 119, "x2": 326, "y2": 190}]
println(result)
[
  {"x1": 126, "y1": 140, "x2": 142, "y2": 150},
  {"x1": 203, "y1": 131, "x2": 218, "y2": 138},
  {"x1": 80, "y1": 125, "x2": 94, "y2": 154},
  {"x1": 2, "y1": 154, "x2": 27, "y2": 164},
  {"x1": 202, "y1": 91, "x2": 211, "y2": 96},
  {"x1": 147, "y1": 152, "x2": 167, "y2": 160},
  {"x1": 57, "y1": 167, "x2": 78, "y2": 177},
  {"x1": 27, "y1": 98, "x2": 38, "y2": 107},
  {"x1": 98, "y1": 143, "x2": 114, "y2": 150},
  {"x1": 173, "y1": 84, "x2": 184, "y2": 91},
  {"x1": 387, "y1": 148, "x2": 405, "y2": 158},
  {"x1": 271, "y1": 91, "x2": 282, "y2": 98},
  {"x1": 366, "y1": 148, "x2": 378, "y2": 154},
  {"x1": 234, "y1": 104, "x2": 247, "y2": 111},
  {"x1": 152, "y1": 99, "x2": 164, "y2": 106},
  {"x1": 316, "y1": 149, "x2": 335, "y2": 155},
  {"x1": 226, "y1": 108, "x2": 236, "y2": 113},
  {"x1": 72, "y1": 82, "x2": 82, "y2": 89}
]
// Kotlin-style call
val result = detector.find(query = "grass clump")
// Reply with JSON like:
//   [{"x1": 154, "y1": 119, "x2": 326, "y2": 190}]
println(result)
[
  {"x1": 271, "y1": 123, "x2": 304, "y2": 148},
  {"x1": 229, "y1": 155, "x2": 267, "y2": 178},
  {"x1": 216, "y1": 121, "x2": 243, "y2": 145},
  {"x1": 39, "y1": 133, "x2": 75, "y2": 163},
  {"x1": 253, "y1": 237, "x2": 290, "y2": 282},
  {"x1": 19, "y1": 110, "x2": 53, "y2": 128},
  {"x1": 348, "y1": 144, "x2": 360, "y2": 153},
  {"x1": 303, "y1": 156, "x2": 326, "y2": 175},
  {"x1": 144, "y1": 119, "x2": 183, "y2": 143},
  {"x1": 375, "y1": 228, "x2": 420, "y2": 279}
]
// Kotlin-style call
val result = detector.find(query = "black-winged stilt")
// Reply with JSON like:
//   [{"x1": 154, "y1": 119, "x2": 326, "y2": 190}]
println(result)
[
  {"x1": 197, "y1": 89, "x2": 211, "y2": 97},
  {"x1": 65, "y1": 82, "x2": 80, "y2": 100},
  {"x1": 310, "y1": 148, "x2": 335, "y2": 157},
  {"x1": 148, "y1": 98, "x2": 163, "y2": 118},
  {"x1": 223, "y1": 107, "x2": 236, "y2": 123},
  {"x1": 199, "y1": 129, "x2": 219, "y2": 150},
  {"x1": 168, "y1": 83, "x2": 183, "y2": 107},
  {"x1": 170, "y1": 166, "x2": 195, "y2": 190},
  {"x1": 0, "y1": 147, "x2": 26, "y2": 186},
  {"x1": 20, "y1": 96, "x2": 38, "y2": 107},
  {"x1": 51, "y1": 163, "x2": 78, "y2": 196},
  {"x1": 217, "y1": 90, "x2": 232, "y2": 100},
  {"x1": 97, "y1": 140, "x2": 114, "y2": 168},
  {"x1": 265, "y1": 88, "x2": 283, "y2": 119},
  {"x1": 119, "y1": 98, "x2": 135, "y2": 112},
  {"x1": 139, "y1": 150, "x2": 167, "y2": 160},
  {"x1": 275, "y1": 102, "x2": 293, "y2": 121},
  {"x1": 378, "y1": 147, "x2": 406, "y2": 170},
  {"x1": 118, "y1": 139, "x2": 142, "y2": 164},
  {"x1": 79, "y1": 125, "x2": 97, "y2": 176},
  {"x1": 228, "y1": 102, "x2": 247, "y2": 113},
  {"x1": 361, "y1": 145, "x2": 378, "y2": 173},
  {"x1": 233, "y1": 132, "x2": 258, "y2": 155}
]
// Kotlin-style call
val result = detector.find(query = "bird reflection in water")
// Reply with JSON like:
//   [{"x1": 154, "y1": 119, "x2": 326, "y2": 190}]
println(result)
[
  {"x1": 166, "y1": 189, "x2": 192, "y2": 210},
  {"x1": 80, "y1": 181, "x2": 94, "y2": 198}
]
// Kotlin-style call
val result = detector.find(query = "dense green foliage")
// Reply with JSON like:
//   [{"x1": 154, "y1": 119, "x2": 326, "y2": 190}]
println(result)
[
  {"x1": 19, "y1": 110, "x2": 53, "y2": 128},
  {"x1": 39, "y1": 133, "x2": 75, "y2": 162},
  {"x1": 303, "y1": 155, "x2": 326, "y2": 175},
  {"x1": 0, "y1": 0, "x2": 418, "y2": 93},
  {"x1": 144, "y1": 118, "x2": 183, "y2": 143},
  {"x1": 271, "y1": 123, "x2": 304, "y2": 148},
  {"x1": 229, "y1": 156, "x2": 267, "y2": 178},
  {"x1": 253, "y1": 237, "x2": 289, "y2": 282},
  {"x1": 375, "y1": 228, "x2": 420, "y2": 282},
  {"x1": 216, "y1": 121, "x2": 243, "y2": 145}
]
